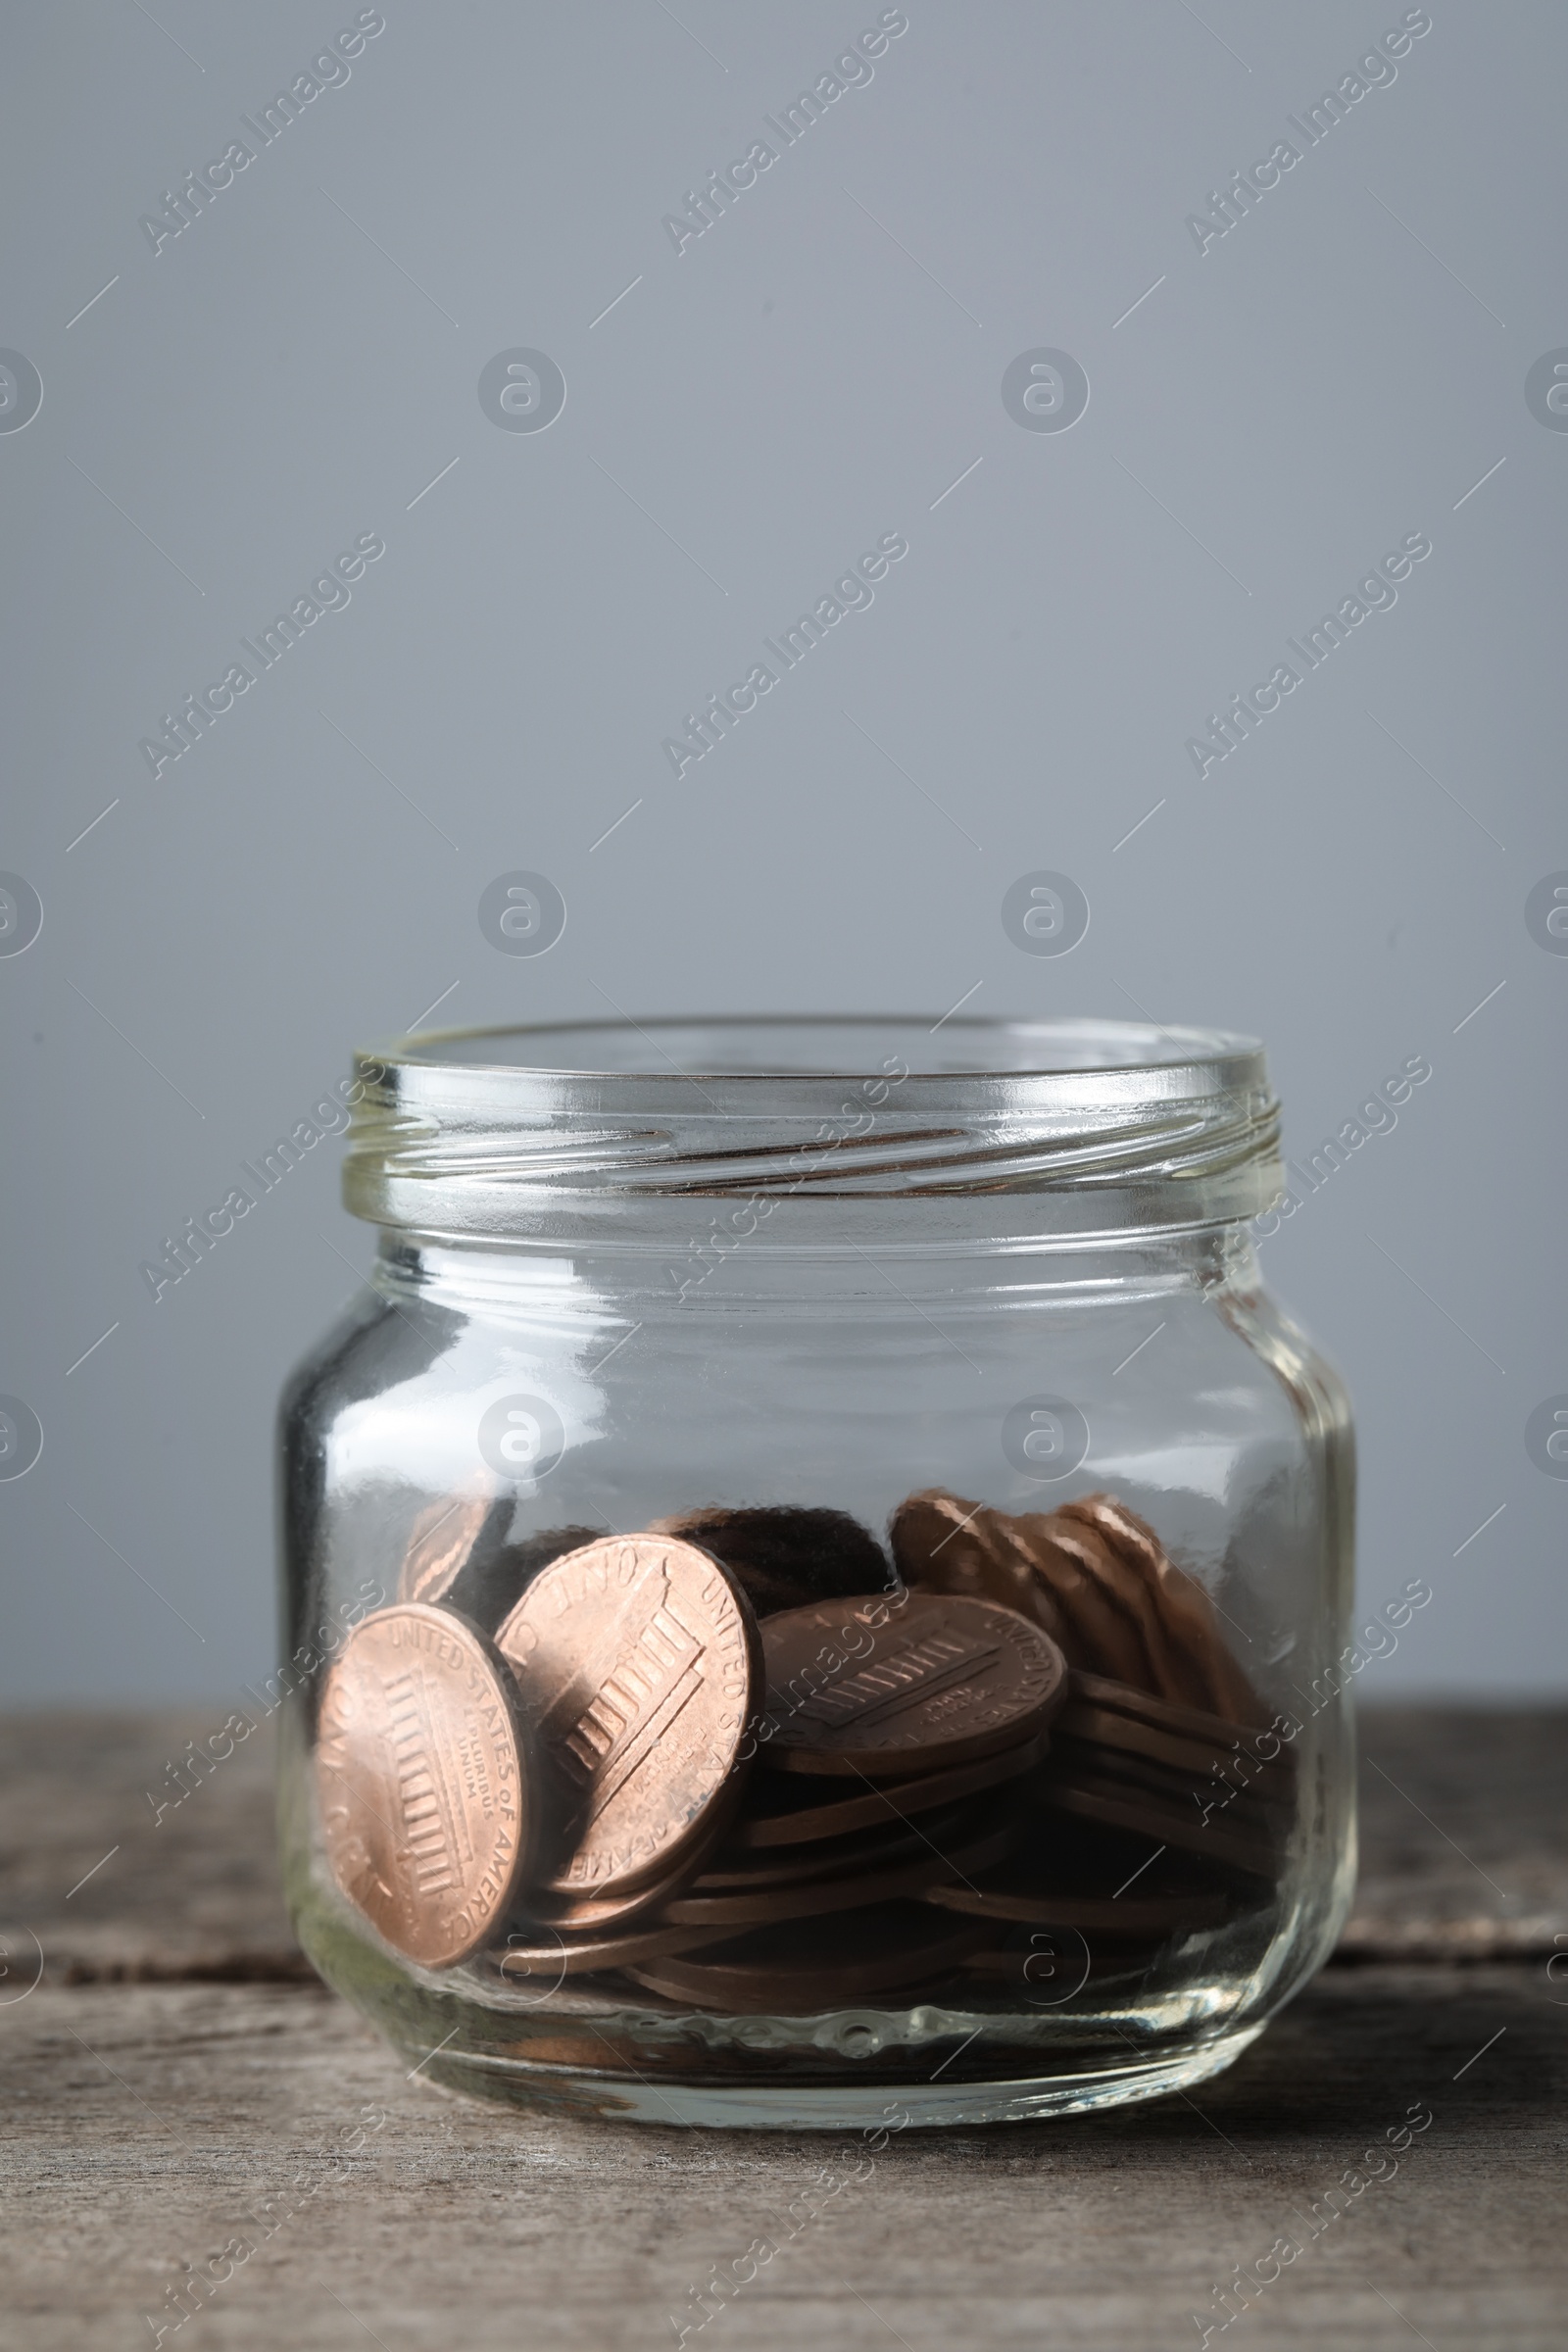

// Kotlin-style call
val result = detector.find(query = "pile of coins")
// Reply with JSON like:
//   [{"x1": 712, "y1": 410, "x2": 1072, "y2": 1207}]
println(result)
[
  {"x1": 890, "y1": 1489, "x2": 1263, "y2": 1722},
  {"x1": 315, "y1": 1490, "x2": 1289, "y2": 2012}
]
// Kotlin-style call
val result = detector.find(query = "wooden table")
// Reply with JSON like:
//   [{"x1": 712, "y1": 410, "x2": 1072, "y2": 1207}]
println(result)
[{"x1": 3, "y1": 1706, "x2": 1565, "y2": 2348}]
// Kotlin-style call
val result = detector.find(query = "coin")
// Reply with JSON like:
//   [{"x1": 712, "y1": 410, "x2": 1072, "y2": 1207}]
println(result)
[
  {"x1": 1055, "y1": 1696, "x2": 1292, "y2": 1793},
  {"x1": 1039, "y1": 1512, "x2": 1207, "y2": 1709},
  {"x1": 890, "y1": 1491, "x2": 1063, "y2": 1635},
  {"x1": 1054, "y1": 1495, "x2": 1208, "y2": 1690},
  {"x1": 1056, "y1": 1494, "x2": 1264, "y2": 1724},
  {"x1": 656, "y1": 1504, "x2": 896, "y2": 1619},
  {"x1": 316, "y1": 1603, "x2": 533, "y2": 1968},
  {"x1": 1012, "y1": 1516, "x2": 1159, "y2": 1690},
  {"x1": 514, "y1": 1784, "x2": 740, "y2": 1931},
  {"x1": 893, "y1": 1491, "x2": 1153, "y2": 1687},
  {"x1": 922, "y1": 1803, "x2": 1239, "y2": 1934},
  {"x1": 659, "y1": 1815, "x2": 1016, "y2": 1929},
  {"x1": 620, "y1": 1902, "x2": 993, "y2": 2012},
  {"x1": 1070, "y1": 1669, "x2": 1296, "y2": 1785},
  {"x1": 735, "y1": 1735, "x2": 1045, "y2": 1848},
  {"x1": 895, "y1": 1488, "x2": 1270, "y2": 1726},
  {"x1": 515, "y1": 1843, "x2": 712, "y2": 1934},
  {"x1": 1052, "y1": 1747, "x2": 1281, "y2": 1848},
  {"x1": 988, "y1": 1798, "x2": 1241, "y2": 1895},
  {"x1": 397, "y1": 1494, "x2": 501, "y2": 1607},
  {"x1": 759, "y1": 1592, "x2": 1066, "y2": 1778},
  {"x1": 495, "y1": 1534, "x2": 760, "y2": 1897}
]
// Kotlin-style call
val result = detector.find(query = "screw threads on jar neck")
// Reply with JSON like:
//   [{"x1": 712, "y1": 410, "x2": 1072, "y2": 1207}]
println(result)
[{"x1": 341, "y1": 1017, "x2": 1284, "y2": 1245}]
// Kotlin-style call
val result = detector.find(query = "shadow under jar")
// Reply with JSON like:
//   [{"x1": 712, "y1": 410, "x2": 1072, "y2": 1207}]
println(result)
[{"x1": 277, "y1": 1016, "x2": 1356, "y2": 2128}]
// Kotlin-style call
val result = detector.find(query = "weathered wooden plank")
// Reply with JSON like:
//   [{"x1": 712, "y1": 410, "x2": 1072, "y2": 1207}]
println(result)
[
  {"x1": 1341, "y1": 1703, "x2": 1568, "y2": 1958},
  {"x1": 1, "y1": 1968, "x2": 1563, "y2": 2350},
  {"x1": 2, "y1": 1706, "x2": 1563, "y2": 1979},
  {"x1": 0, "y1": 1708, "x2": 302, "y2": 1982}
]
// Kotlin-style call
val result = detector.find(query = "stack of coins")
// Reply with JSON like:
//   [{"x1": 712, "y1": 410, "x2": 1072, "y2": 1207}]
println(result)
[
  {"x1": 1031, "y1": 1668, "x2": 1294, "y2": 1877},
  {"x1": 315, "y1": 1490, "x2": 1290, "y2": 2012},
  {"x1": 890, "y1": 1488, "x2": 1265, "y2": 1724},
  {"x1": 608, "y1": 1588, "x2": 1068, "y2": 2009},
  {"x1": 477, "y1": 1585, "x2": 1068, "y2": 2004},
  {"x1": 906, "y1": 1668, "x2": 1291, "y2": 1986}
]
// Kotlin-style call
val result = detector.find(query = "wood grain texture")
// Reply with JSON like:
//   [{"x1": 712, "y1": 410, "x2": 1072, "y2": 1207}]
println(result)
[
  {"x1": 2, "y1": 1971, "x2": 1564, "y2": 2349},
  {"x1": 0, "y1": 1708, "x2": 304, "y2": 1982},
  {"x1": 1342, "y1": 1703, "x2": 1568, "y2": 1958}
]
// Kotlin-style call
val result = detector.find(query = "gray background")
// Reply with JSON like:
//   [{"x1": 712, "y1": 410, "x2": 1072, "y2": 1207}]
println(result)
[{"x1": 1, "y1": 0, "x2": 1561, "y2": 1703}]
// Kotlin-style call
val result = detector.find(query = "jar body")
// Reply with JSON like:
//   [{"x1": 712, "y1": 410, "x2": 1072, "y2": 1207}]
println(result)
[{"x1": 277, "y1": 1205, "x2": 1355, "y2": 2127}]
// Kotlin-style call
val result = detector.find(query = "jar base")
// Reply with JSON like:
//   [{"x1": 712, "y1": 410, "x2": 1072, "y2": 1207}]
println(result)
[{"x1": 395, "y1": 2025, "x2": 1265, "y2": 2130}]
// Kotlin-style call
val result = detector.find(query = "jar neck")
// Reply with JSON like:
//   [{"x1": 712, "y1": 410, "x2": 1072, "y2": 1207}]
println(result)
[{"x1": 370, "y1": 1219, "x2": 1264, "y2": 1319}]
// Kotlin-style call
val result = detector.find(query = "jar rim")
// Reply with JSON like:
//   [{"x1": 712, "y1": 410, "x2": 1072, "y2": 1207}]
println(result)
[
  {"x1": 367, "y1": 1013, "x2": 1262, "y2": 1084},
  {"x1": 343, "y1": 1015, "x2": 1282, "y2": 1240}
]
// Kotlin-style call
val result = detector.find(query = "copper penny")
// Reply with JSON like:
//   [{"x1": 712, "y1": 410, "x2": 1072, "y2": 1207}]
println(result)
[
  {"x1": 759, "y1": 1592, "x2": 1066, "y2": 1778},
  {"x1": 316, "y1": 1603, "x2": 533, "y2": 1968},
  {"x1": 736, "y1": 1734, "x2": 1045, "y2": 1847},
  {"x1": 891, "y1": 1491, "x2": 1061, "y2": 1634},
  {"x1": 1012, "y1": 1515, "x2": 1156, "y2": 1690},
  {"x1": 518, "y1": 1801, "x2": 732, "y2": 1932},
  {"x1": 895, "y1": 1487, "x2": 1265, "y2": 1725},
  {"x1": 1056, "y1": 1697, "x2": 1293, "y2": 1794},
  {"x1": 1037, "y1": 1513, "x2": 1204, "y2": 1708},
  {"x1": 1056, "y1": 1494, "x2": 1265, "y2": 1724},
  {"x1": 397, "y1": 1494, "x2": 495, "y2": 1607},
  {"x1": 621, "y1": 1902, "x2": 992, "y2": 2013},
  {"x1": 893, "y1": 1491, "x2": 1154, "y2": 1690},
  {"x1": 495, "y1": 1534, "x2": 760, "y2": 1897},
  {"x1": 923, "y1": 1799, "x2": 1238, "y2": 1932},
  {"x1": 1070, "y1": 1670, "x2": 1297, "y2": 1785},
  {"x1": 516, "y1": 1861, "x2": 698, "y2": 1935},
  {"x1": 1053, "y1": 1494, "x2": 1212, "y2": 1705}
]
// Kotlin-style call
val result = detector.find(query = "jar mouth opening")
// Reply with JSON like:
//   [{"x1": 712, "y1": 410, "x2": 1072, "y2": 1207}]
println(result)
[
  {"x1": 373, "y1": 1014, "x2": 1262, "y2": 1084},
  {"x1": 344, "y1": 1015, "x2": 1282, "y2": 1238}
]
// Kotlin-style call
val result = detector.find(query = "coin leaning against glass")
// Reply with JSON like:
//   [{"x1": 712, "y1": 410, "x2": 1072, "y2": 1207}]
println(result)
[
  {"x1": 316, "y1": 1602, "x2": 535, "y2": 1968},
  {"x1": 397, "y1": 1494, "x2": 496, "y2": 1607},
  {"x1": 494, "y1": 1533, "x2": 760, "y2": 1899},
  {"x1": 758, "y1": 1591, "x2": 1068, "y2": 1777}
]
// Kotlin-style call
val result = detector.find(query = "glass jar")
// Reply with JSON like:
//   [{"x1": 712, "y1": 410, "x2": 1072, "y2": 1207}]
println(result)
[{"x1": 277, "y1": 1016, "x2": 1355, "y2": 2128}]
